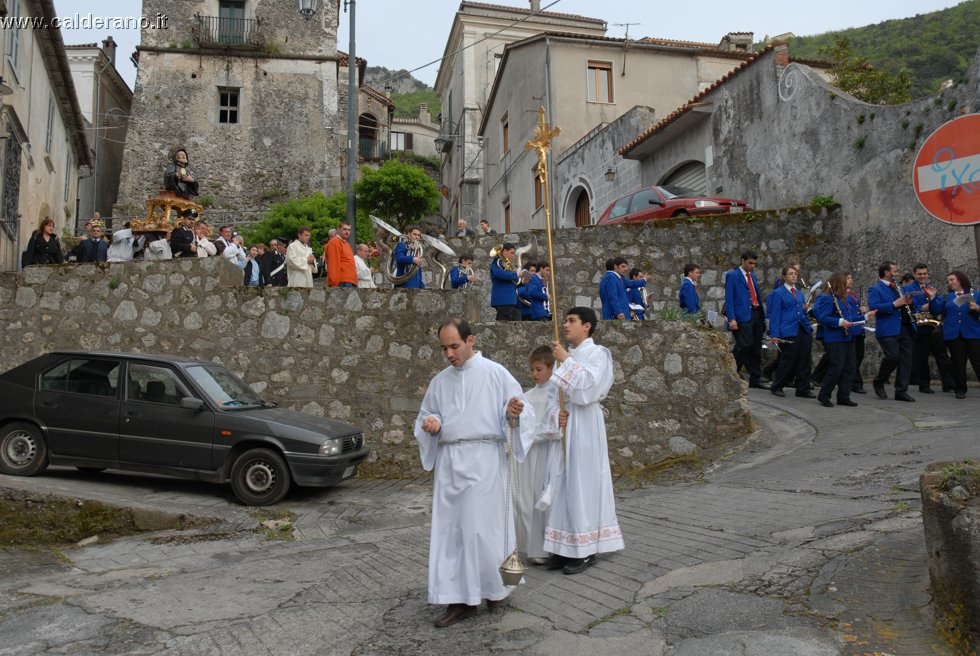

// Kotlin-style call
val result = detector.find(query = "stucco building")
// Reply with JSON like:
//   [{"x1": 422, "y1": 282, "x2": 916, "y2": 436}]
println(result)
[
  {"x1": 434, "y1": 0, "x2": 606, "y2": 231},
  {"x1": 480, "y1": 31, "x2": 757, "y2": 232},
  {"x1": 0, "y1": 0, "x2": 90, "y2": 272},
  {"x1": 116, "y1": 0, "x2": 348, "y2": 224},
  {"x1": 66, "y1": 37, "x2": 133, "y2": 226},
  {"x1": 390, "y1": 104, "x2": 439, "y2": 158}
]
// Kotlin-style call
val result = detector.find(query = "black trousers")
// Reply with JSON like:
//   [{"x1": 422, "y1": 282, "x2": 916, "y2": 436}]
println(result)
[
  {"x1": 911, "y1": 327, "x2": 954, "y2": 390},
  {"x1": 851, "y1": 334, "x2": 866, "y2": 391},
  {"x1": 732, "y1": 308, "x2": 765, "y2": 385},
  {"x1": 495, "y1": 305, "x2": 521, "y2": 321},
  {"x1": 875, "y1": 325, "x2": 914, "y2": 394},
  {"x1": 946, "y1": 337, "x2": 980, "y2": 394},
  {"x1": 772, "y1": 331, "x2": 812, "y2": 394},
  {"x1": 819, "y1": 341, "x2": 856, "y2": 403}
]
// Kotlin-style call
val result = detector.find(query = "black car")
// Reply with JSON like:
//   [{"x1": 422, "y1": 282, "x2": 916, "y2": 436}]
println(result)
[{"x1": 0, "y1": 352, "x2": 368, "y2": 505}]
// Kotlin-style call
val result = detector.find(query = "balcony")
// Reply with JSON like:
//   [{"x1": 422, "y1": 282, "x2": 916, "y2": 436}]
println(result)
[
  {"x1": 192, "y1": 15, "x2": 265, "y2": 49},
  {"x1": 435, "y1": 120, "x2": 456, "y2": 154},
  {"x1": 359, "y1": 137, "x2": 389, "y2": 161}
]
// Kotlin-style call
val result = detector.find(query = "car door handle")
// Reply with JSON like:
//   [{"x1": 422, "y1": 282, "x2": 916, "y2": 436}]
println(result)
[
  {"x1": 123, "y1": 410, "x2": 143, "y2": 418},
  {"x1": 40, "y1": 401, "x2": 58, "y2": 408}
]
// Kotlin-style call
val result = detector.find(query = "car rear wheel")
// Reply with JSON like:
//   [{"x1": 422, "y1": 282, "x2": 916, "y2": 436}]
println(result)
[
  {"x1": 230, "y1": 448, "x2": 290, "y2": 506},
  {"x1": 0, "y1": 422, "x2": 49, "y2": 476},
  {"x1": 673, "y1": 210, "x2": 690, "y2": 217}
]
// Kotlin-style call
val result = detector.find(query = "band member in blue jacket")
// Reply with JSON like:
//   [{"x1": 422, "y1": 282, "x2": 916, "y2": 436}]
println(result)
[
  {"x1": 521, "y1": 262, "x2": 551, "y2": 321},
  {"x1": 904, "y1": 263, "x2": 954, "y2": 393},
  {"x1": 724, "y1": 251, "x2": 767, "y2": 388},
  {"x1": 627, "y1": 268, "x2": 648, "y2": 320},
  {"x1": 927, "y1": 270, "x2": 980, "y2": 399},
  {"x1": 518, "y1": 263, "x2": 538, "y2": 320},
  {"x1": 679, "y1": 263, "x2": 701, "y2": 315},
  {"x1": 814, "y1": 272, "x2": 874, "y2": 407},
  {"x1": 449, "y1": 254, "x2": 476, "y2": 289},
  {"x1": 599, "y1": 257, "x2": 631, "y2": 320},
  {"x1": 765, "y1": 265, "x2": 814, "y2": 398},
  {"x1": 490, "y1": 243, "x2": 522, "y2": 321},
  {"x1": 393, "y1": 226, "x2": 425, "y2": 289},
  {"x1": 869, "y1": 261, "x2": 916, "y2": 401}
]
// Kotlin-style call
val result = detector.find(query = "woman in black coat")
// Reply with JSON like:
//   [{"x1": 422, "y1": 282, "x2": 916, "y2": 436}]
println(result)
[{"x1": 24, "y1": 217, "x2": 64, "y2": 266}]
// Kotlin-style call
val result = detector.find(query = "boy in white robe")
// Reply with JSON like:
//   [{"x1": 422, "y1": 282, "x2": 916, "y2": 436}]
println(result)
[
  {"x1": 544, "y1": 307, "x2": 625, "y2": 574},
  {"x1": 415, "y1": 317, "x2": 535, "y2": 628},
  {"x1": 518, "y1": 345, "x2": 561, "y2": 565}
]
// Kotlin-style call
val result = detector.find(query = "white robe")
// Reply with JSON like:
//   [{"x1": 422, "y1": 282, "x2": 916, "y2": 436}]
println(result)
[
  {"x1": 286, "y1": 240, "x2": 315, "y2": 288},
  {"x1": 354, "y1": 254, "x2": 376, "y2": 288},
  {"x1": 143, "y1": 237, "x2": 172, "y2": 261},
  {"x1": 414, "y1": 352, "x2": 535, "y2": 606},
  {"x1": 516, "y1": 382, "x2": 561, "y2": 559},
  {"x1": 107, "y1": 229, "x2": 134, "y2": 263},
  {"x1": 544, "y1": 338, "x2": 625, "y2": 558}
]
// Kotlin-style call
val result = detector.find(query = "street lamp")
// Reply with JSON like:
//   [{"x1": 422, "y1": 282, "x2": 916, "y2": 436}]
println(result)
[
  {"x1": 605, "y1": 167, "x2": 616, "y2": 182},
  {"x1": 298, "y1": 0, "x2": 317, "y2": 20}
]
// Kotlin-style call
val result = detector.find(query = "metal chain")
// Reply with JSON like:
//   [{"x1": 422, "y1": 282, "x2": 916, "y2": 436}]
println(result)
[{"x1": 503, "y1": 417, "x2": 524, "y2": 557}]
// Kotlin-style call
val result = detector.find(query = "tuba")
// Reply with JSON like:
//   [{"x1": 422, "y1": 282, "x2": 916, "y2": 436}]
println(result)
[
  {"x1": 372, "y1": 216, "x2": 424, "y2": 286},
  {"x1": 421, "y1": 233, "x2": 458, "y2": 290}
]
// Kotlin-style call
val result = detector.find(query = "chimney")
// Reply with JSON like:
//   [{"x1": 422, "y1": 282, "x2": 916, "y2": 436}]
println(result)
[
  {"x1": 102, "y1": 35, "x2": 117, "y2": 67},
  {"x1": 418, "y1": 103, "x2": 431, "y2": 124},
  {"x1": 529, "y1": 0, "x2": 540, "y2": 12},
  {"x1": 773, "y1": 43, "x2": 789, "y2": 69}
]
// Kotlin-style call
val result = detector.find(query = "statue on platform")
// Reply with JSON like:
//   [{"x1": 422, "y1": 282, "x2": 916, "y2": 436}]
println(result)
[{"x1": 164, "y1": 147, "x2": 199, "y2": 198}]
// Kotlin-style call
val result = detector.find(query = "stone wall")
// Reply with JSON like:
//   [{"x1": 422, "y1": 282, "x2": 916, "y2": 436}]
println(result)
[{"x1": 0, "y1": 257, "x2": 751, "y2": 478}]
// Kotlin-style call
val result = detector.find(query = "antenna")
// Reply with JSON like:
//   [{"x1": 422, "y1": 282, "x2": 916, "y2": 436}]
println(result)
[{"x1": 613, "y1": 23, "x2": 641, "y2": 76}]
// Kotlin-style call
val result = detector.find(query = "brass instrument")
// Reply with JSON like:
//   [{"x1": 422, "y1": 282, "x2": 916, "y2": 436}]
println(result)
[
  {"x1": 420, "y1": 233, "x2": 458, "y2": 290},
  {"x1": 805, "y1": 281, "x2": 826, "y2": 330},
  {"x1": 372, "y1": 216, "x2": 424, "y2": 286},
  {"x1": 906, "y1": 287, "x2": 943, "y2": 328},
  {"x1": 458, "y1": 263, "x2": 477, "y2": 289}
]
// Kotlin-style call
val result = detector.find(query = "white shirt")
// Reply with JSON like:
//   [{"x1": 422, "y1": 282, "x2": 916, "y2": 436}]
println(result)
[{"x1": 354, "y1": 254, "x2": 375, "y2": 288}]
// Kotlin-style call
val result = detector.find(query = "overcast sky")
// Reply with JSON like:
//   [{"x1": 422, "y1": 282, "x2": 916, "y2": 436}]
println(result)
[{"x1": 54, "y1": 0, "x2": 965, "y2": 90}]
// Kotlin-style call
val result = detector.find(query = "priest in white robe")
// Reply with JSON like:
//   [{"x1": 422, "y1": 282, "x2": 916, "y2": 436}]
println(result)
[
  {"x1": 544, "y1": 306, "x2": 625, "y2": 575},
  {"x1": 415, "y1": 317, "x2": 535, "y2": 628}
]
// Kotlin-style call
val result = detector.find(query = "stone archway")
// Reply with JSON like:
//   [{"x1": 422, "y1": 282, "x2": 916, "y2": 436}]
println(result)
[{"x1": 561, "y1": 181, "x2": 594, "y2": 228}]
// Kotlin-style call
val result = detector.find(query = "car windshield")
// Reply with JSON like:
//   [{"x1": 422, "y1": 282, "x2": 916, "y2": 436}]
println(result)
[
  {"x1": 659, "y1": 186, "x2": 700, "y2": 200},
  {"x1": 185, "y1": 364, "x2": 263, "y2": 408}
]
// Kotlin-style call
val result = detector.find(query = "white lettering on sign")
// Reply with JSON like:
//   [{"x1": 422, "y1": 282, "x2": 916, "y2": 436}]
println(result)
[{"x1": 916, "y1": 147, "x2": 980, "y2": 194}]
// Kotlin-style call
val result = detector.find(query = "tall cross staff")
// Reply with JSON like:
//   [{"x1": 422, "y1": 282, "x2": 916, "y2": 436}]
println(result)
[{"x1": 524, "y1": 106, "x2": 566, "y2": 455}]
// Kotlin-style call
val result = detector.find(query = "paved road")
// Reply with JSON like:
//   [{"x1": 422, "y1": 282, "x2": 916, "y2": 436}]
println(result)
[{"x1": 1, "y1": 388, "x2": 975, "y2": 655}]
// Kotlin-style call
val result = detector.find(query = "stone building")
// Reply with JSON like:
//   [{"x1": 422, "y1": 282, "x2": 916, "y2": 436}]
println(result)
[
  {"x1": 65, "y1": 36, "x2": 133, "y2": 225},
  {"x1": 479, "y1": 32, "x2": 757, "y2": 232},
  {"x1": 619, "y1": 44, "x2": 980, "y2": 279},
  {"x1": 434, "y1": 1, "x2": 606, "y2": 231},
  {"x1": 0, "y1": 0, "x2": 91, "y2": 272},
  {"x1": 116, "y1": 0, "x2": 347, "y2": 223}
]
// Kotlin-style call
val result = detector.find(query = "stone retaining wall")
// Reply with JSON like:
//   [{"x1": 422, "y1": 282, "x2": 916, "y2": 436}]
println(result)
[{"x1": 0, "y1": 257, "x2": 751, "y2": 477}]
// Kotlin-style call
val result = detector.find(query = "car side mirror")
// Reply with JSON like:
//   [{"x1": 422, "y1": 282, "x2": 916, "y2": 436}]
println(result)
[{"x1": 180, "y1": 397, "x2": 205, "y2": 411}]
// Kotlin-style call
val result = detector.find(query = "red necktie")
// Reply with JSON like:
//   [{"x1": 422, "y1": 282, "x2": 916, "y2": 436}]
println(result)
[
  {"x1": 747, "y1": 273, "x2": 758, "y2": 306},
  {"x1": 791, "y1": 288, "x2": 798, "y2": 300}
]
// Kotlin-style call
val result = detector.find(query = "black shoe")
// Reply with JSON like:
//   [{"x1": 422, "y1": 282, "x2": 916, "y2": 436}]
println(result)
[
  {"x1": 771, "y1": 388, "x2": 785, "y2": 397},
  {"x1": 895, "y1": 392, "x2": 915, "y2": 402},
  {"x1": 818, "y1": 398, "x2": 834, "y2": 407},
  {"x1": 837, "y1": 399, "x2": 858, "y2": 407},
  {"x1": 563, "y1": 555, "x2": 596, "y2": 575},
  {"x1": 943, "y1": 387, "x2": 955, "y2": 393},
  {"x1": 748, "y1": 381, "x2": 770, "y2": 390},
  {"x1": 795, "y1": 391, "x2": 816, "y2": 399},
  {"x1": 852, "y1": 387, "x2": 867, "y2": 394},
  {"x1": 544, "y1": 554, "x2": 568, "y2": 570},
  {"x1": 873, "y1": 381, "x2": 887, "y2": 399},
  {"x1": 955, "y1": 391, "x2": 966, "y2": 399},
  {"x1": 919, "y1": 387, "x2": 935, "y2": 394}
]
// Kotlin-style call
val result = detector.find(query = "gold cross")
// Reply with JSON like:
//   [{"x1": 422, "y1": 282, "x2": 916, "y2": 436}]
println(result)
[{"x1": 525, "y1": 106, "x2": 560, "y2": 178}]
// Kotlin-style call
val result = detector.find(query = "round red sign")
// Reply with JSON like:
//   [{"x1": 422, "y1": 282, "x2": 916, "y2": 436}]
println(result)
[{"x1": 913, "y1": 113, "x2": 980, "y2": 226}]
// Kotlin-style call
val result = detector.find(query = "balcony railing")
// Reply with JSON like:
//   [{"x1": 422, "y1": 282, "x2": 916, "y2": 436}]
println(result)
[
  {"x1": 435, "y1": 120, "x2": 456, "y2": 153},
  {"x1": 359, "y1": 137, "x2": 389, "y2": 161},
  {"x1": 192, "y1": 15, "x2": 265, "y2": 48}
]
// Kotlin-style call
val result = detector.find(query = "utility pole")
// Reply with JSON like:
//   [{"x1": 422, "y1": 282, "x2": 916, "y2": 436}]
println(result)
[
  {"x1": 614, "y1": 23, "x2": 641, "y2": 76},
  {"x1": 345, "y1": 0, "x2": 358, "y2": 248}
]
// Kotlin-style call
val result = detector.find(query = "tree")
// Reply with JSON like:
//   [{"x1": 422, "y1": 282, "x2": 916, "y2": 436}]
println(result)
[
  {"x1": 821, "y1": 36, "x2": 912, "y2": 105},
  {"x1": 354, "y1": 159, "x2": 440, "y2": 232},
  {"x1": 241, "y1": 191, "x2": 372, "y2": 247}
]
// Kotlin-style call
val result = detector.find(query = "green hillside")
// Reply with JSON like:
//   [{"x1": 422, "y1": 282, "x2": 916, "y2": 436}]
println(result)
[
  {"x1": 391, "y1": 90, "x2": 441, "y2": 120},
  {"x1": 780, "y1": 0, "x2": 980, "y2": 97}
]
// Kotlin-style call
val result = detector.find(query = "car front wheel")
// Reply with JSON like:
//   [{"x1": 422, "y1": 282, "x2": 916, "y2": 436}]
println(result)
[
  {"x1": 230, "y1": 448, "x2": 291, "y2": 506},
  {"x1": 0, "y1": 422, "x2": 49, "y2": 476},
  {"x1": 673, "y1": 209, "x2": 690, "y2": 217}
]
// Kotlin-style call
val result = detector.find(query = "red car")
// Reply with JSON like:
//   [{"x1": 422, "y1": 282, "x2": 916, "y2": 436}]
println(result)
[{"x1": 596, "y1": 186, "x2": 751, "y2": 225}]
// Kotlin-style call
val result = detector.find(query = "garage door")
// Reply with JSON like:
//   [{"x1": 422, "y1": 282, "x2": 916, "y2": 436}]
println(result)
[{"x1": 662, "y1": 161, "x2": 707, "y2": 195}]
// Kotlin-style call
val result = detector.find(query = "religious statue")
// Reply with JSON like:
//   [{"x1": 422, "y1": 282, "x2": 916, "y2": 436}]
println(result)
[{"x1": 164, "y1": 147, "x2": 199, "y2": 198}]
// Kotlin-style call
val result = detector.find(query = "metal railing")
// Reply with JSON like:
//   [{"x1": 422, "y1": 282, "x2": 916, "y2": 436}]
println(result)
[
  {"x1": 359, "y1": 137, "x2": 388, "y2": 161},
  {"x1": 193, "y1": 15, "x2": 265, "y2": 48}
]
